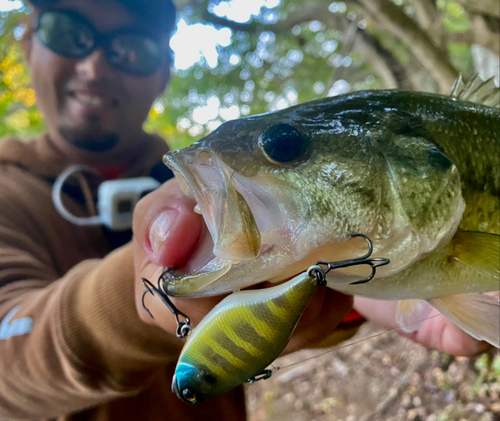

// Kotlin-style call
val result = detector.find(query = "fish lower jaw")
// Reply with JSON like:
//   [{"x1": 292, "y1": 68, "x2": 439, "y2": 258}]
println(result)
[
  {"x1": 162, "y1": 260, "x2": 232, "y2": 296},
  {"x1": 162, "y1": 243, "x2": 277, "y2": 297},
  {"x1": 164, "y1": 236, "x2": 383, "y2": 298}
]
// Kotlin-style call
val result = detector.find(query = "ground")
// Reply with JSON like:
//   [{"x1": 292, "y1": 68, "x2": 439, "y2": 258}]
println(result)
[{"x1": 246, "y1": 322, "x2": 500, "y2": 421}]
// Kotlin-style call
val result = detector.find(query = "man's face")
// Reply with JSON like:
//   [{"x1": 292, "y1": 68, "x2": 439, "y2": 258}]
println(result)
[{"x1": 26, "y1": 0, "x2": 170, "y2": 153}]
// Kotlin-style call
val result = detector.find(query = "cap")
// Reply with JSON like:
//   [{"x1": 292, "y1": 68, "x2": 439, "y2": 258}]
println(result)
[{"x1": 28, "y1": 0, "x2": 177, "y2": 36}]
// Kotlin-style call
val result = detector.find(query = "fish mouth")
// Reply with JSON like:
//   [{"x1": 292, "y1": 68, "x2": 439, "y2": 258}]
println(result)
[
  {"x1": 163, "y1": 149, "x2": 290, "y2": 296},
  {"x1": 165, "y1": 148, "x2": 261, "y2": 262}
]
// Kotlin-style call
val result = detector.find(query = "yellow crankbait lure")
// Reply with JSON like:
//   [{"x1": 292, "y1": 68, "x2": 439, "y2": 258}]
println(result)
[
  {"x1": 172, "y1": 270, "x2": 320, "y2": 403},
  {"x1": 141, "y1": 233, "x2": 389, "y2": 403}
]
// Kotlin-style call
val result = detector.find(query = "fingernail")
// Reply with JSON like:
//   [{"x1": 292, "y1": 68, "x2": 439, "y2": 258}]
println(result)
[{"x1": 149, "y1": 210, "x2": 179, "y2": 256}]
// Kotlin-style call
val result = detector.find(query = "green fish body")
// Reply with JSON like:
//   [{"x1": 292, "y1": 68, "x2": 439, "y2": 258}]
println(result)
[
  {"x1": 172, "y1": 272, "x2": 318, "y2": 403},
  {"x1": 163, "y1": 76, "x2": 500, "y2": 346}
]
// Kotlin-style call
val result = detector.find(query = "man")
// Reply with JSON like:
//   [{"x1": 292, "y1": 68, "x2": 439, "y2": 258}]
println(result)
[
  {"x1": 0, "y1": 0, "x2": 488, "y2": 419},
  {"x1": 0, "y1": 0, "x2": 357, "y2": 419}
]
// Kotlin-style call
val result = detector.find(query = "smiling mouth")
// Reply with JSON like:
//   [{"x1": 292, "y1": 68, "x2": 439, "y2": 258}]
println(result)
[{"x1": 68, "y1": 91, "x2": 119, "y2": 109}]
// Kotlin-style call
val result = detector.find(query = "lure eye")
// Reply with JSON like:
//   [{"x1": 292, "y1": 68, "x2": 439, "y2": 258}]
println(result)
[
  {"x1": 182, "y1": 388, "x2": 197, "y2": 403},
  {"x1": 259, "y1": 123, "x2": 310, "y2": 164}
]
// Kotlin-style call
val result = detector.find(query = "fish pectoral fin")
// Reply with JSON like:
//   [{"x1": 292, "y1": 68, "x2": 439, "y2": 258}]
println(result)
[
  {"x1": 451, "y1": 231, "x2": 500, "y2": 278},
  {"x1": 428, "y1": 293, "x2": 500, "y2": 348},
  {"x1": 395, "y1": 299, "x2": 433, "y2": 333}
]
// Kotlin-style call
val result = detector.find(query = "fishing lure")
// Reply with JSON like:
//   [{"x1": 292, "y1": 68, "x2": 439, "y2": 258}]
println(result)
[{"x1": 142, "y1": 233, "x2": 389, "y2": 403}]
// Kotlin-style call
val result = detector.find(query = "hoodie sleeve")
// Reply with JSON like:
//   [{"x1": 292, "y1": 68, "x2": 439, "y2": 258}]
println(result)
[{"x1": 0, "y1": 164, "x2": 183, "y2": 420}]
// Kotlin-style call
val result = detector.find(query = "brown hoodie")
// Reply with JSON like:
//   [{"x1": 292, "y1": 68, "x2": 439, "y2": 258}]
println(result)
[
  {"x1": 0, "y1": 134, "x2": 246, "y2": 420},
  {"x1": 0, "y1": 134, "x2": 363, "y2": 421}
]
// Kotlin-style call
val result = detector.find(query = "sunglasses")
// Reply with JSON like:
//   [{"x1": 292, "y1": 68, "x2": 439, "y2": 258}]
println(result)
[{"x1": 34, "y1": 10, "x2": 168, "y2": 77}]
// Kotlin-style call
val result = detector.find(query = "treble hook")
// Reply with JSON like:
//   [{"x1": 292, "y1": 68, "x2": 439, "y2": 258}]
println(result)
[
  {"x1": 141, "y1": 234, "x2": 389, "y2": 338},
  {"x1": 312, "y1": 233, "x2": 390, "y2": 286},
  {"x1": 141, "y1": 269, "x2": 193, "y2": 338}
]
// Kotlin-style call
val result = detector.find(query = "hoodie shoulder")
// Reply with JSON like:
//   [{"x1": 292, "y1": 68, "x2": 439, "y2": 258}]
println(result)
[{"x1": 0, "y1": 134, "x2": 70, "y2": 178}]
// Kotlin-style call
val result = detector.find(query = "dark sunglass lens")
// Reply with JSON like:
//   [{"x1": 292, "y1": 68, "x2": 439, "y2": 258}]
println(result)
[
  {"x1": 109, "y1": 35, "x2": 162, "y2": 76},
  {"x1": 37, "y1": 12, "x2": 94, "y2": 58}
]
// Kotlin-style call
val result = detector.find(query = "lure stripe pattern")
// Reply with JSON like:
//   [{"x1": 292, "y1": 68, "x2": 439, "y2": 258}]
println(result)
[
  {"x1": 271, "y1": 294, "x2": 290, "y2": 309},
  {"x1": 233, "y1": 320, "x2": 272, "y2": 351},
  {"x1": 250, "y1": 304, "x2": 282, "y2": 326},
  {"x1": 175, "y1": 273, "x2": 319, "y2": 401},
  {"x1": 213, "y1": 330, "x2": 254, "y2": 363}
]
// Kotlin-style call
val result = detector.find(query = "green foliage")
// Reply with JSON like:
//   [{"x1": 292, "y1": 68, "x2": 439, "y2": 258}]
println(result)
[
  {"x1": 437, "y1": 414, "x2": 449, "y2": 421},
  {"x1": 437, "y1": 0, "x2": 470, "y2": 33},
  {"x1": 447, "y1": 42, "x2": 474, "y2": 77},
  {"x1": 0, "y1": 7, "x2": 45, "y2": 138},
  {"x1": 0, "y1": 0, "x2": 380, "y2": 149},
  {"x1": 0, "y1": 0, "x2": 494, "y2": 150},
  {"x1": 471, "y1": 352, "x2": 500, "y2": 398},
  {"x1": 492, "y1": 353, "x2": 500, "y2": 378},
  {"x1": 145, "y1": 2, "x2": 377, "y2": 149}
]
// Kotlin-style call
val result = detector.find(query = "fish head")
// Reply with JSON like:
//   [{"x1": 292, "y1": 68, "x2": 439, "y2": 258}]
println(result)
[
  {"x1": 165, "y1": 116, "x2": 328, "y2": 260},
  {"x1": 163, "y1": 95, "x2": 465, "y2": 297}
]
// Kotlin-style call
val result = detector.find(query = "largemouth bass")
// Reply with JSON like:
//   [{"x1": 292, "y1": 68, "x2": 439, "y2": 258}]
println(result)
[{"x1": 162, "y1": 76, "x2": 500, "y2": 346}]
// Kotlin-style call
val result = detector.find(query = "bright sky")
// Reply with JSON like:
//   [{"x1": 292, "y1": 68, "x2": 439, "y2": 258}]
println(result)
[
  {"x1": 171, "y1": 20, "x2": 232, "y2": 70},
  {"x1": 164, "y1": 0, "x2": 280, "y2": 70},
  {"x1": 0, "y1": 0, "x2": 22, "y2": 11}
]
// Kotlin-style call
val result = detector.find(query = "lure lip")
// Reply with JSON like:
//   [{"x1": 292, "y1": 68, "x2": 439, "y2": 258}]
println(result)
[
  {"x1": 171, "y1": 373, "x2": 183, "y2": 401},
  {"x1": 172, "y1": 372, "x2": 199, "y2": 404}
]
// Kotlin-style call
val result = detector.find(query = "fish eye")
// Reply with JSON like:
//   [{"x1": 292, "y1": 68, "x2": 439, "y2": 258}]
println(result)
[
  {"x1": 259, "y1": 123, "x2": 310, "y2": 164},
  {"x1": 182, "y1": 388, "x2": 197, "y2": 403}
]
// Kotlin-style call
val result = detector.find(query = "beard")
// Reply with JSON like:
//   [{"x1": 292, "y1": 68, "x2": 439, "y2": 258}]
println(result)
[{"x1": 58, "y1": 116, "x2": 119, "y2": 152}]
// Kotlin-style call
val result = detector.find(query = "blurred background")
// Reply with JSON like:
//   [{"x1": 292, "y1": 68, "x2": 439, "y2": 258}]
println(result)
[
  {"x1": 1, "y1": 0, "x2": 499, "y2": 419},
  {"x1": 1, "y1": 0, "x2": 499, "y2": 148}
]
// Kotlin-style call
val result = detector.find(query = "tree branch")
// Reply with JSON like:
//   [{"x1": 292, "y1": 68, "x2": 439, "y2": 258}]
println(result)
[
  {"x1": 326, "y1": 17, "x2": 360, "y2": 90},
  {"x1": 407, "y1": 0, "x2": 446, "y2": 48},
  {"x1": 445, "y1": 14, "x2": 500, "y2": 56},
  {"x1": 354, "y1": 0, "x2": 458, "y2": 93},
  {"x1": 455, "y1": 0, "x2": 500, "y2": 18},
  {"x1": 195, "y1": 0, "x2": 459, "y2": 92},
  {"x1": 198, "y1": 2, "x2": 335, "y2": 33},
  {"x1": 199, "y1": 9, "x2": 261, "y2": 32},
  {"x1": 356, "y1": 31, "x2": 415, "y2": 90},
  {"x1": 408, "y1": 0, "x2": 438, "y2": 29}
]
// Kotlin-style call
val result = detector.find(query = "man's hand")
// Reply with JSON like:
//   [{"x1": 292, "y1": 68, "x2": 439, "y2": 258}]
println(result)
[
  {"x1": 354, "y1": 297, "x2": 491, "y2": 357},
  {"x1": 132, "y1": 179, "x2": 222, "y2": 335},
  {"x1": 132, "y1": 178, "x2": 353, "y2": 350}
]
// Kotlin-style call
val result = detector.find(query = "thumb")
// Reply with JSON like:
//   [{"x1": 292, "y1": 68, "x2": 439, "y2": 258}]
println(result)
[
  {"x1": 133, "y1": 178, "x2": 202, "y2": 269},
  {"x1": 132, "y1": 178, "x2": 204, "y2": 329}
]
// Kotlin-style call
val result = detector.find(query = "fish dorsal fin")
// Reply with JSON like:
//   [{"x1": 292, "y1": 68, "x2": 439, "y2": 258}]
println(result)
[{"x1": 450, "y1": 74, "x2": 500, "y2": 108}]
